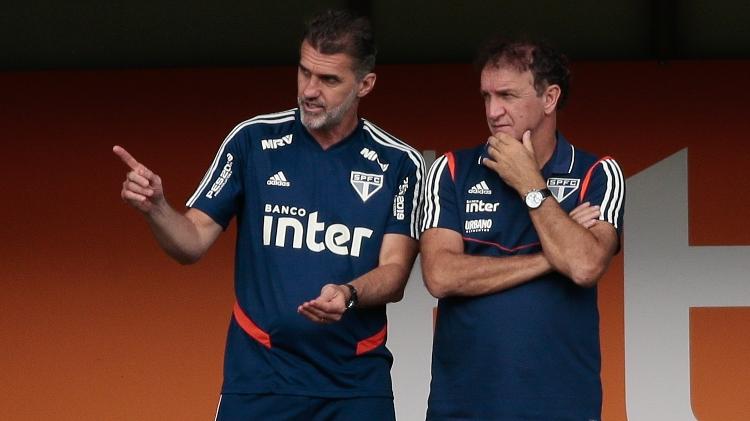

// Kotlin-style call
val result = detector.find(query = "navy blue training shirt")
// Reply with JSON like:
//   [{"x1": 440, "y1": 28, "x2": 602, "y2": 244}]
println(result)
[
  {"x1": 187, "y1": 109, "x2": 424, "y2": 398},
  {"x1": 421, "y1": 133, "x2": 624, "y2": 420}
]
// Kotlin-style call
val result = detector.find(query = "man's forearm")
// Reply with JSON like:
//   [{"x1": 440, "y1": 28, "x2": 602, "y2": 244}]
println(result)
[
  {"x1": 348, "y1": 262, "x2": 412, "y2": 307},
  {"x1": 297, "y1": 234, "x2": 418, "y2": 323},
  {"x1": 145, "y1": 205, "x2": 217, "y2": 265},
  {"x1": 421, "y1": 248, "x2": 552, "y2": 298},
  {"x1": 529, "y1": 199, "x2": 616, "y2": 286},
  {"x1": 345, "y1": 234, "x2": 419, "y2": 307}
]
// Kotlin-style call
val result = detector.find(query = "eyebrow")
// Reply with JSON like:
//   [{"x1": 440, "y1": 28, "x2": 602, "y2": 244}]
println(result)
[
  {"x1": 480, "y1": 87, "x2": 518, "y2": 95},
  {"x1": 298, "y1": 63, "x2": 342, "y2": 82},
  {"x1": 321, "y1": 74, "x2": 342, "y2": 82}
]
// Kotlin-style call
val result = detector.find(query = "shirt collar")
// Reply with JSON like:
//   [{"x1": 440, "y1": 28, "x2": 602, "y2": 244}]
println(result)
[{"x1": 543, "y1": 131, "x2": 576, "y2": 176}]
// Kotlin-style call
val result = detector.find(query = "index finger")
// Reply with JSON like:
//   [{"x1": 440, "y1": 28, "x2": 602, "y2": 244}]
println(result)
[
  {"x1": 113, "y1": 145, "x2": 141, "y2": 170},
  {"x1": 570, "y1": 202, "x2": 592, "y2": 212}
]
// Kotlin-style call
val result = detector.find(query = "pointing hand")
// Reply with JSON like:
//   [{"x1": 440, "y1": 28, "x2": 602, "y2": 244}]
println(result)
[{"x1": 113, "y1": 145, "x2": 165, "y2": 214}]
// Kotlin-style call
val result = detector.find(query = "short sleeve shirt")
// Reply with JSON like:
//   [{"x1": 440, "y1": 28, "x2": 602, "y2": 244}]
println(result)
[
  {"x1": 188, "y1": 109, "x2": 425, "y2": 398},
  {"x1": 421, "y1": 133, "x2": 624, "y2": 419}
]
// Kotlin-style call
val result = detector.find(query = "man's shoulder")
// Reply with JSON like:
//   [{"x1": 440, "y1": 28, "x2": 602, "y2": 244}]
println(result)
[
  {"x1": 451, "y1": 144, "x2": 485, "y2": 161},
  {"x1": 217, "y1": 109, "x2": 298, "y2": 154},
  {"x1": 232, "y1": 109, "x2": 298, "y2": 136},
  {"x1": 570, "y1": 144, "x2": 621, "y2": 178},
  {"x1": 432, "y1": 144, "x2": 486, "y2": 179},
  {"x1": 556, "y1": 133, "x2": 614, "y2": 166},
  {"x1": 360, "y1": 119, "x2": 424, "y2": 168}
]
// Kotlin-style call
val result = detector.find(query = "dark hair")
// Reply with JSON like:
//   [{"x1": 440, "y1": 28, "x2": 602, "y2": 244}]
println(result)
[
  {"x1": 476, "y1": 39, "x2": 571, "y2": 109},
  {"x1": 302, "y1": 9, "x2": 376, "y2": 79}
]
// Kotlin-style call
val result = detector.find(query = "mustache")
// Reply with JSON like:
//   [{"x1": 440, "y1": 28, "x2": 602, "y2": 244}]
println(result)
[{"x1": 298, "y1": 97, "x2": 325, "y2": 108}]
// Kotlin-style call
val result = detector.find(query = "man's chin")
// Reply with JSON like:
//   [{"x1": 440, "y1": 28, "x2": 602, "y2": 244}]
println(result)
[
  {"x1": 301, "y1": 110, "x2": 326, "y2": 129},
  {"x1": 491, "y1": 127, "x2": 519, "y2": 139},
  {"x1": 303, "y1": 116, "x2": 334, "y2": 131}
]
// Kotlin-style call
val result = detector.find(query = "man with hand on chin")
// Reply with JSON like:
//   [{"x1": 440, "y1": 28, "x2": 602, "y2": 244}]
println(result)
[
  {"x1": 114, "y1": 9, "x2": 423, "y2": 421},
  {"x1": 421, "y1": 40, "x2": 625, "y2": 420}
]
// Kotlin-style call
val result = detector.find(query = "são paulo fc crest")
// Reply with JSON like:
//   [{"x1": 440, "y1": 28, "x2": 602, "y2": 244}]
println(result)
[
  {"x1": 350, "y1": 171, "x2": 383, "y2": 202},
  {"x1": 547, "y1": 177, "x2": 580, "y2": 202}
]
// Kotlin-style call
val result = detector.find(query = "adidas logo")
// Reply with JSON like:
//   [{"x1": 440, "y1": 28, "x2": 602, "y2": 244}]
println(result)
[
  {"x1": 267, "y1": 171, "x2": 290, "y2": 187},
  {"x1": 468, "y1": 181, "x2": 492, "y2": 195}
]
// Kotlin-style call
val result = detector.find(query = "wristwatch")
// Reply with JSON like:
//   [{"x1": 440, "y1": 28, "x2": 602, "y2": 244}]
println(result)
[
  {"x1": 344, "y1": 284, "x2": 359, "y2": 310},
  {"x1": 524, "y1": 188, "x2": 552, "y2": 209}
]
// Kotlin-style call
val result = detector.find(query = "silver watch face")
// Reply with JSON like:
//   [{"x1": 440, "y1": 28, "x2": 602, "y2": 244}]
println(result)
[{"x1": 525, "y1": 191, "x2": 544, "y2": 208}]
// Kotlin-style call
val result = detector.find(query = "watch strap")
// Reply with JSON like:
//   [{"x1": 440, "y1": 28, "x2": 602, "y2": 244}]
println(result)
[
  {"x1": 525, "y1": 187, "x2": 552, "y2": 209},
  {"x1": 344, "y1": 283, "x2": 359, "y2": 310},
  {"x1": 538, "y1": 187, "x2": 552, "y2": 199}
]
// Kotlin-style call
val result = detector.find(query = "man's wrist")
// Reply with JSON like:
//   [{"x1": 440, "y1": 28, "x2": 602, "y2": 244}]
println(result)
[
  {"x1": 514, "y1": 171, "x2": 546, "y2": 195},
  {"x1": 524, "y1": 187, "x2": 552, "y2": 209},
  {"x1": 145, "y1": 198, "x2": 170, "y2": 218},
  {"x1": 343, "y1": 283, "x2": 359, "y2": 309}
]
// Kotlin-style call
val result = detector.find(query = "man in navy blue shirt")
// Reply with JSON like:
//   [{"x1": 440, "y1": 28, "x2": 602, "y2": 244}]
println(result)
[
  {"x1": 421, "y1": 40, "x2": 624, "y2": 420},
  {"x1": 114, "y1": 10, "x2": 423, "y2": 420}
]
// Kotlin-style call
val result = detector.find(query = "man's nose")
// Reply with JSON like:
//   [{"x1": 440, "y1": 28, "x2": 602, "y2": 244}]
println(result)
[
  {"x1": 487, "y1": 98, "x2": 507, "y2": 119},
  {"x1": 303, "y1": 77, "x2": 321, "y2": 99}
]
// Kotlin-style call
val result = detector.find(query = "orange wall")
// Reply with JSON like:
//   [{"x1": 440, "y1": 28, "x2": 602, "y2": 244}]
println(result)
[{"x1": 1, "y1": 61, "x2": 748, "y2": 420}]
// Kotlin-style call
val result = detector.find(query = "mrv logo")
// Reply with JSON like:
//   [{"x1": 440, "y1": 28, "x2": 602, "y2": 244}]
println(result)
[
  {"x1": 360, "y1": 147, "x2": 389, "y2": 171},
  {"x1": 261, "y1": 134, "x2": 293, "y2": 150},
  {"x1": 263, "y1": 204, "x2": 373, "y2": 257}
]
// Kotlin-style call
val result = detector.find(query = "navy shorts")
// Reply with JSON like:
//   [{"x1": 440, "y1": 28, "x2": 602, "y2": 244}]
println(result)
[{"x1": 215, "y1": 393, "x2": 396, "y2": 421}]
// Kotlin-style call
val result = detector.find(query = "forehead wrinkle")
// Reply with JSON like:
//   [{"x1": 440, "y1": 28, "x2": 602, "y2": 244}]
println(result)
[
  {"x1": 300, "y1": 41, "x2": 354, "y2": 78},
  {"x1": 481, "y1": 67, "x2": 535, "y2": 94}
]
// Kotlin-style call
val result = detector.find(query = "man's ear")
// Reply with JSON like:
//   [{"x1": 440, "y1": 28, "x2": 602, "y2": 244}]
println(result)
[
  {"x1": 543, "y1": 84, "x2": 561, "y2": 114},
  {"x1": 357, "y1": 73, "x2": 376, "y2": 98}
]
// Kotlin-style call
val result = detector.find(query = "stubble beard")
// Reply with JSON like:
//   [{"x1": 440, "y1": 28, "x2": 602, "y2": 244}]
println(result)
[{"x1": 298, "y1": 88, "x2": 359, "y2": 131}]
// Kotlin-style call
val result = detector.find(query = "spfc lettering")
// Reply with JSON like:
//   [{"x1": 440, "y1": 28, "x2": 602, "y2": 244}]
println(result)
[
  {"x1": 350, "y1": 171, "x2": 383, "y2": 202},
  {"x1": 547, "y1": 177, "x2": 580, "y2": 202}
]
